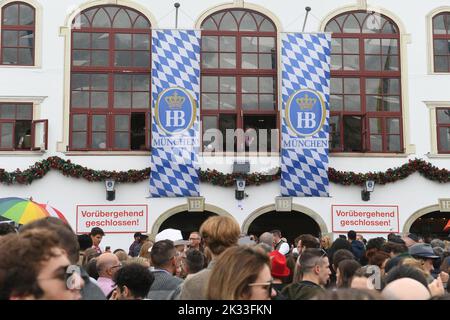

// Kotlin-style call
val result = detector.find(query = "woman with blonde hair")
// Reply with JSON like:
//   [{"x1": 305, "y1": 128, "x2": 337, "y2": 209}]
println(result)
[
  {"x1": 320, "y1": 235, "x2": 332, "y2": 251},
  {"x1": 207, "y1": 246, "x2": 275, "y2": 300},
  {"x1": 138, "y1": 240, "x2": 153, "y2": 263}
]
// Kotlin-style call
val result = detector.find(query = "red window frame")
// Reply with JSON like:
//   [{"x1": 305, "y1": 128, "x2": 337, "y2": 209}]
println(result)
[
  {"x1": 432, "y1": 12, "x2": 450, "y2": 72},
  {"x1": 436, "y1": 107, "x2": 450, "y2": 154},
  {"x1": 0, "y1": 1, "x2": 35, "y2": 65},
  {"x1": 69, "y1": 5, "x2": 151, "y2": 151},
  {"x1": 200, "y1": 9, "x2": 278, "y2": 153},
  {"x1": 326, "y1": 11, "x2": 403, "y2": 153}
]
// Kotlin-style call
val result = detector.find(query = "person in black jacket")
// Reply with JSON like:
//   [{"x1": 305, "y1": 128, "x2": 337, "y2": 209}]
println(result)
[{"x1": 348, "y1": 230, "x2": 365, "y2": 263}]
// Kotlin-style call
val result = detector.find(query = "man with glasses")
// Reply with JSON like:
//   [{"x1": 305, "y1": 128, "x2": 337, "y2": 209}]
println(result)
[
  {"x1": 96, "y1": 252, "x2": 122, "y2": 297},
  {"x1": 188, "y1": 231, "x2": 202, "y2": 251},
  {"x1": 282, "y1": 248, "x2": 331, "y2": 300}
]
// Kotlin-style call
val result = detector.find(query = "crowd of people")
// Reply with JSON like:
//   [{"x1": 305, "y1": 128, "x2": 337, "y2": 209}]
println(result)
[{"x1": 0, "y1": 216, "x2": 449, "y2": 300}]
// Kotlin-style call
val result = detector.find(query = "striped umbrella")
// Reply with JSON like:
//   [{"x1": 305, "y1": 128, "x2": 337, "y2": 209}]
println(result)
[{"x1": 0, "y1": 197, "x2": 67, "y2": 225}]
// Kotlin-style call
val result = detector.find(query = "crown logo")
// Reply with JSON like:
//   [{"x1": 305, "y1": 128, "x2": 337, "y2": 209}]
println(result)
[
  {"x1": 296, "y1": 94, "x2": 316, "y2": 110},
  {"x1": 165, "y1": 92, "x2": 185, "y2": 109}
]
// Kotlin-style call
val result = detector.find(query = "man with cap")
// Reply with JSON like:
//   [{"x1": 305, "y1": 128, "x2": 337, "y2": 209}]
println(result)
[{"x1": 409, "y1": 243, "x2": 441, "y2": 283}]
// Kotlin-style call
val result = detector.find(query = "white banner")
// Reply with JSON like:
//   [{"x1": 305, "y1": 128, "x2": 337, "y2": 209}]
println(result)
[
  {"x1": 332, "y1": 205, "x2": 399, "y2": 233},
  {"x1": 76, "y1": 205, "x2": 148, "y2": 234}
]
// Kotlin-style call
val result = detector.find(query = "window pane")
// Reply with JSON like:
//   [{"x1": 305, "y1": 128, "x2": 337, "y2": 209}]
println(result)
[
  {"x1": 433, "y1": 15, "x2": 446, "y2": 34},
  {"x1": 134, "y1": 51, "x2": 150, "y2": 67},
  {"x1": 0, "y1": 104, "x2": 15, "y2": 118},
  {"x1": 92, "y1": 133, "x2": 107, "y2": 149},
  {"x1": 331, "y1": 78, "x2": 343, "y2": 94},
  {"x1": 92, "y1": 9, "x2": 111, "y2": 28},
  {"x1": 114, "y1": 132, "x2": 129, "y2": 149},
  {"x1": 241, "y1": 37, "x2": 257, "y2": 52},
  {"x1": 240, "y1": 13, "x2": 257, "y2": 31},
  {"x1": 384, "y1": 96, "x2": 400, "y2": 112},
  {"x1": 203, "y1": 116, "x2": 217, "y2": 131},
  {"x1": 91, "y1": 92, "x2": 108, "y2": 108},
  {"x1": 219, "y1": 53, "x2": 236, "y2": 68},
  {"x1": 202, "y1": 36, "x2": 218, "y2": 51},
  {"x1": 3, "y1": 4, "x2": 18, "y2": 25},
  {"x1": 382, "y1": 55, "x2": 398, "y2": 71},
  {"x1": 343, "y1": 116, "x2": 362, "y2": 152},
  {"x1": 387, "y1": 79, "x2": 400, "y2": 94},
  {"x1": 330, "y1": 115, "x2": 341, "y2": 149},
  {"x1": 133, "y1": 34, "x2": 150, "y2": 50},
  {"x1": 72, "y1": 50, "x2": 89, "y2": 66},
  {"x1": 260, "y1": 77, "x2": 274, "y2": 94},
  {"x1": 71, "y1": 91, "x2": 89, "y2": 108},
  {"x1": 90, "y1": 50, "x2": 108, "y2": 66},
  {"x1": 133, "y1": 75, "x2": 149, "y2": 90},
  {"x1": 260, "y1": 94, "x2": 275, "y2": 110},
  {"x1": 202, "y1": 19, "x2": 217, "y2": 31},
  {"x1": 330, "y1": 95, "x2": 343, "y2": 111},
  {"x1": 220, "y1": 94, "x2": 236, "y2": 110},
  {"x1": 92, "y1": 115, "x2": 106, "y2": 130},
  {"x1": 114, "y1": 92, "x2": 131, "y2": 108},
  {"x1": 132, "y1": 92, "x2": 149, "y2": 108},
  {"x1": 331, "y1": 38, "x2": 342, "y2": 54},
  {"x1": 382, "y1": 39, "x2": 398, "y2": 54},
  {"x1": 202, "y1": 93, "x2": 218, "y2": 110},
  {"x1": 72, "y1": 114, "x2": 87, "y2": 131},
  {"x1": 370, "y1": 135, "x2": 382, "y2": 151},
  {"x1": 114, "y1": 51, "x2": 132, "y2": 66},
  {"x1": 202, "y1": 76, "x2": 218, "y2": 92},
  {"x1": 344, "y1": 95, "x2": 360, "y2": 111},
  {"x1": 259, "y1": 54, "x2": 273, "y2": 69},
  {"x1": 202, "y1": 52, "x2": 218, "y2": 68},
  {"x1": 344, "y1": 78, "x2": 360, "y2": 93},
  {"x1": 220, "y1": 12, "x2": 237, "y2": 31},
  {"x1": 18, "y1": 31, "x2": 33, "y2": 47},
  {"x1": 434, "y1": 40, "x2": 449, "y2": 55},
  {"x1": 242, "y1": 94, "x2": 258, "y2": 110},
  {"x1": 259, "y1": 19, "x2": 275, "y2": 32},
  {"x1": 343, "y1": 14, "x2": 360, "y2": 33},
  {"x1": 365, "y1": 55, "x2": 381, "y2": 70},
  {"x1": 1, "y1": 123, "x2": 13, "y2": 148},
  {"x1": 73, "y1": 32, "x2": 90, "y2": 49},
  {"x1": 92, "y1": 33, "x2": 109, "y2": 49},
  {"x1": 326, "y1": 21, "x2": 341, "y2": 33},
  {"x1": 115, "y1": 74, "x2": 132, "y2": 90},
  {"x1": 3, "y1": 31, "x2": 18, "y2": 46},
  {"x1": 242, "y1": 53, "x2": 257, "y2": 69},
  {"x1": 437, "y1": 109, "x2": 450, "y2": 124},
  {"x1": 343, "y1": 55, "x2": 359, "y2": 70},
  {"x1": 19, "y1": 4, "x2": 34, "y2": 25},
  {"x1": 115, "y1": 34, "x2": 132, "y2": 49},
  {"x1": 91, "y1": 74, "x2": 108, "y2": 90},
  {"x1": 366, "y1": 78, "x2": 381, "y2": 94},
  {"x1": 343, "y1": 38, "x2": 359, "y2": 54},
  {"x1": 369, "y1": 118, "x2": 382, "y2": 134},
  {"x1": 220, "y1": 114, "x2": 236, "y2": 151},
  {"x1": 16, "y1": 105, "x2": 32, "y2": 120},
  {"x1": 112, "y1": 9, "x2": 132, "y2": 28},
  {"x1": 134, "y1": 16, "x2": 150, "y2": 29},
  {"x1": 18, "y1": 48, "x2": 33, "y2": 65},
  {"x1": 220, "y1": 36, "x2": 235, "y2": 51},
  {"x1": 2, "y1": 48, "x2": 18, "y2": 64},
  {"x1": 242, "y1": 77, "x2": 257, "y2": 93},
  {"x1": 388, "y1": 135, "x2": 401, "y2": 151},
  {"x1": 115, "y1": 115, "x2": 129, "y2": 130},
  {"x1": 331, "y1": 55, "x2": 342, "y2": 70},
  {"x1": 387, "y1": 118, "x2": 400, "y2": 134},
  {"x1": 259, "y1": 37, "x2": 275, "y2": 53},
  {"x1": 364, "y1": 39, "x2": 380, "y2": 54},
  {"x1": 434, "y1": 56, "x2": 449, "y2": 72},
  {"x1": 366, "y1": 96, "x2": 383, "y2": 112},
  {"x1": 439, "y1": 127, "x2": 450, "y2": 152},
  {"x1": 71, "y1": 74, "x2": 89, "y2": 90},
  {"x1": 72, "y1": 132, "x2": 87, "y2": 149},
  {"x1": 220, "y1": 77, "x2": 236, "y2": 93}
]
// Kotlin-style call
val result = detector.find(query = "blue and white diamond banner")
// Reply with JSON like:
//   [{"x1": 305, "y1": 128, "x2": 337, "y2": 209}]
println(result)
[
  {"x1": 280, "y1": 33, "x2": 331, "y2": 197},
  {"x1": 150, "y1": 30, "x2": 201, "y2": 197}
]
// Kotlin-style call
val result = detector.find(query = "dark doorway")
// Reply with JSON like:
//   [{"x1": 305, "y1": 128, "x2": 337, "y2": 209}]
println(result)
[
  {"x1": 158, "y1": 211, "x2": 218, "y2": 240},
  {"x1": 247, "y1": 211, "x2": 322, "y2": 245},
  {"x1": 409, "y1": 211, "x2": 450, "y2": 240}
]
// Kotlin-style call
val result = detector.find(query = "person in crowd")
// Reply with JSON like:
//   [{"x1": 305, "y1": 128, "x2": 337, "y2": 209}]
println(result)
[
  {"x1": 409, "y1": 243, "x2": 441, "y2": 283},
  {"x1": 0, "y1": 229, "x2": 83, "y2": 300},
  {"x1": 367, "y1": 250, "x2": 391, "y2": 276},
  {"x1": 385, "y1": 264, "x2": 429, "y2": 289},
  {"x1": 110, "y1": 263, "x2": 154, "y2": 300},
  {"x1": 96, "y1": 252, "x2": 121, "y2": 297},
  {"x1": 282, "y1": 248, "x2": 331, "y2": 300},
  {"x1": 382, "y1": 278, "x2": 431, "y2": 300},
  {"x1": 20, "y1": 217, "x2": 105, "y2": 300},
  {"x1": 336, "y1": 259, "x2": 361, "y2": 289},
  {"x1": 0, "y1": 222, "x2": 16, "y2": 237},
  {"x1": 188, "y1": 231, "x2": 203, "y2": 251},
  {"x1": 125, "y1": 257, "x2": 151, "y2": 268},
  {"x1": 89, "y1": 227, "x2": 105, "y2": 254},
  {"x1": 147, "y1": 240, "x2": 183, "y2": 300},
  {"x1": 183, "y1": 249, "x2": 205, "y2": 276},
  {"x1": 320, "y1": 235, "x2": 332, "y2": 252},
  {"x1": 258, "y1": 232, "x2": 274, "y2": 252},
  {"x1": 271, "y1": 230, "x2": 290, "y2": 255},
  {"x1": 327, "y1": 249, "x2": 355, "y2": 288},
  {"x1": 86, "y1": 258, "x2": 99, "y2": 280},
  {"x1": 77, "y1": 234, "x2": 93, "y2": 266},
  {"x1": 295, "y1": 234, "x2": 320, "y2": 256},
  {"x1": 82, "y1": 248, "x2": 100, "y2": 267},
  {"x1": 269, "y1": 250, "x2": 290, "y2": 295},
  {"x1": 128, "y1": 232, "x2": 145, "y2": 257},
  {"x1": 315, "y1": 288, "x2": 381, "y2": 300},
  {"x1": 114, "y1": 249, "x2": 129, "y2": 263},
  {"x1": 348, "y1": 230, "x2": 365, "y2": 263},
  {"x1": 139, "y1": 240, "x2": 153, "y2": 263},
  {"x1": 384, "y1": 242, "x2": 411, "y2": 273},
  {"x1": 351, "y1": 266, "x2": 379, "y2": 291},
  {"x1": 327, "y1": 237, "x2": 353, "y2": 268},
  {"x1": 360, "y1": 237, "x2": 386, "y2": 266},
  {"x1": 179, "y1": 215, "x2": 241, "y2": 300},
  {"x1": 207, "y1": 246, "x2": 275, "y2": 300},
  {"x1": 402, "y1": 233, "x2": 419, "y2": 248}
]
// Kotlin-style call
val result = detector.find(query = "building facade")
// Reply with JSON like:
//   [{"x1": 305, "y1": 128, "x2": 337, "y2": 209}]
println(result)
[{"x1": 0, "y1": 0, "x2": 449, "y2": 250}]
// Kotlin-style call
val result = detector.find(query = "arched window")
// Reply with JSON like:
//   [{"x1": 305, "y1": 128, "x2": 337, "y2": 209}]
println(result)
[
  {"x1": 201, "y1": 9, "x2": 277, "y2": 152},
  {"x1": 1, "y1": 1, "x2": 35, "y2": 65},
  {"x1": 432, "y1": 12, "x2": 450, "y2": 72},
  {"x1": 325, "y1": 11, "x2": 402, "y2": 153},
  {"x1": 70, "y1": 5, "x2": 151, "y2": 151}
]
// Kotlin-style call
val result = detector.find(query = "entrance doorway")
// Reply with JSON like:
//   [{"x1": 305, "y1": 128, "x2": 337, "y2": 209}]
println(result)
[
  {"x1": 158, "y1": 211, "x2": 218, "y2": 240},
  {"x1": 409, "y1": 211, "x2": 450, "y2": 240},
  {"x1": 247, "y1": 211, "x2": 322, "y2": 245}
]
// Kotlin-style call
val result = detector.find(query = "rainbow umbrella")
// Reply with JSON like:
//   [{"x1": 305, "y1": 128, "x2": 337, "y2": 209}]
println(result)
[
  {"x1": 0, "y1": 197, "x2": 67, "y2": 225},
  {"x1": 38, "y1": 203, "x2": 68, "y2": 224}
]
